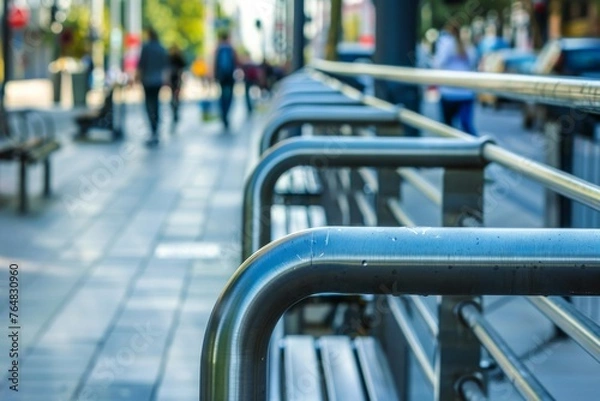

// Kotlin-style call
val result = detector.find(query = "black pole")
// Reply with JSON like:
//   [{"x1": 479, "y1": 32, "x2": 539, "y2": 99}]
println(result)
[
  {"x1": 291, "y1": 0, "x2": 305, "y2": 71},
  {"x1": 1, "y1": 0, "x2": 11, "y2": 135},
  {"x1": 373, "y1": 0, "x2": 420, "y2": 135}
]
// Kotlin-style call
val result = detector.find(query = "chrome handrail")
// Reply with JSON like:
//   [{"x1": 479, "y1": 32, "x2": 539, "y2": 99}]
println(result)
[
  {"x1": 259, "y1": 105, "x2": 401, "y2": 155},
  {"x1": 234, "y1": 71, "x2": 600, "y2": 401},
  {"x1": 397, "y1": 168, "x2": 442, "y2": 206},
  {"x1": 242, "y1": 136, "x2": 489, "y2": 259},
  {"x1": 304, "y1": 71, "x2": 600, "y2": 212},
  {"x1": 311, "y1": 59, "x2": 600, "y2": 112},
  {"x1": 460, "y1": 302, "x2": 555, "y2": 401},
  {"x1": 200, "y1": 227, "x2": 600, "y2": 401},
  {"x1": 388, "y1": 297, "x2": 436, "y2": 386},
  {"x1": 527, "y1": 296, "x2": 600, "y2": 362}
]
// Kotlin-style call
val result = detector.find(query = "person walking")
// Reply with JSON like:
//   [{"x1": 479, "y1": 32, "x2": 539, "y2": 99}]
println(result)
[
  {"x1": 168, "y1": 45, "x2": 186, "y2": 124},
  {"x1": 137, "y1": 28, "x2": 168, "y2": 146},
  {"x1": 241, "y1": 57, "x2": 260, "y2": 115},
  {"x1": 213, "y1": 32, "x2": 238, "y2": 130},
  {"x1": 433, "y1": 23, "x2": 479, "y2": 136}
]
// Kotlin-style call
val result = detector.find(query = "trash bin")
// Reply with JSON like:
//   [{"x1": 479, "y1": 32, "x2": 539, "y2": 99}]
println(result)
[
  {"x1": 51, "y1": 71, "x2": 62, "y2": 104},
  {"x1": 71, "y1": 71, "x2": 88, "y2": 107}
]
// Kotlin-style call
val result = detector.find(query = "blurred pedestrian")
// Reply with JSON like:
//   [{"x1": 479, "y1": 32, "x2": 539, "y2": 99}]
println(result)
[
  {"x1": 260, "y1": 59, "x2": 275, "y2": 94},
  {"x1": 241, "y1": 55, "x2": 260, "y2": 114},
  {"x1": 169, "y1": 45, "x2": 186, "y2": 124},
  {"x1": 433, "y1": 23, "x2": 478, "y2": 136},
  {"x1": 137, "y1": 28, "x2": 168, "y2": 146},
  {"x1": 213, "y1": 32, "x2": 238, "y2": 130},
  {"x1": 191, "y1": 57, "x2": 212, "y2": 122}
]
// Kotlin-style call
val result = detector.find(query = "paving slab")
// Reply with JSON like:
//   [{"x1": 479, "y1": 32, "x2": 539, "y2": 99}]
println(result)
[{"x1": 0, "y1": 93, "x2": 256, "y2": 401}]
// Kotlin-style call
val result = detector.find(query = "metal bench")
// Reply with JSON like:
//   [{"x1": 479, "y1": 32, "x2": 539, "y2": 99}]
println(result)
[
  {"x1": 243, "y1": 132, "x2": 489, "y2": 399},
  {"x1": 251, "y1": 73, "x2": 489, "y2": 399},
  {"x1": 74, "y1": 85, "x2": 125, "y2": 141},
  {"x1": 216, "y1": 67, "x2": 600, "y2": 400},
  {"x1": 0, "y1": 109, "x2": 60, "y2": 213},
  {"x1": 251, "y1": 78, "x2": 416, "y2": 398}
]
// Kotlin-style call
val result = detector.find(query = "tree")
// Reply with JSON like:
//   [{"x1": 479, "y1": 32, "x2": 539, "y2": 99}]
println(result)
[
  {"x1": 422, "y1": 0, "x2": 513, "y2": 33},
  {"x1": 325, "y1": 0, "x2": 342, "y2": 61},
  {"x1": 61, "y1": 5, "x2": 94, "y2": 58},
  {"x1": 143, "y1": 0, "x2": 204, "y2": 58}
]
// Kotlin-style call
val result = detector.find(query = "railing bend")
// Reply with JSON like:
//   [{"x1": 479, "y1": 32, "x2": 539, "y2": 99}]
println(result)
[{"x1": 201, "y1": 227, "x2": 600, "y2": 401}]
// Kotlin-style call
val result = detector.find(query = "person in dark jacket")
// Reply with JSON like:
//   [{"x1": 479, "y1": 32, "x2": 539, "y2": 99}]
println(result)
[
  {"x1": 241, "y1": 58, "x2": 260, "y2": 114},
  {"x1": 213, "y1": 32, "x2": 238, "y2": 131},
  {"x1": 169, "y1": 45, "x2": 186, "y2": 124},
  {"x1": 137, "y1": 28, "x2": 168, "y2": 146}
]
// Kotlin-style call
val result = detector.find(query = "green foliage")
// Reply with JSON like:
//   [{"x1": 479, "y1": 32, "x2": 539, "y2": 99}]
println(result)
[
  {"x1": 61, "y1": 5, "x2": 92, "y2": 58},
  {"x1": 143, "y1": 0, "x2": 205, "y2": 59},
  {"x1": 423, "y1": 0, "x2": 514, "y2": 33},
  {"x1": 61, "y1": 4, "x2": 110, "y2": 59}
]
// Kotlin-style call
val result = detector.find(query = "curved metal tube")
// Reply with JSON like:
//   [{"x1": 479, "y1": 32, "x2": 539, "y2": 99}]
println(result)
[
  {"x1": 200, "y1": 227, "x2": 600, "y2": 401},
  {"x1": 273, "y1": 84, "x2": 336, "y2": 99},
  {"x1": 260, "y1": 105, "x2": 401, "y2": 155},
  {"x1": 311, "y1": 59, "x2": 600, "y2": 111},
  {"x1": 460, "y1": 378, "x2": 488, "y2": 401},
  {"x1": 242, "y1": 136, "x2": 489, "y2": 259},
  {"x1": 273, "y1": 93, "x2": 364, "y2": 111}
]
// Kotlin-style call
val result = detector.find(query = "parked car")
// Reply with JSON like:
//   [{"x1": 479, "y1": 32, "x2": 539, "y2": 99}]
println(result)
[
  {"x1": 523, "y1": 38, "x2": 600, "y2": 129},
  {"x1": 478, "y1": 48, "x2": 537, "y2": 108},
  {"x1": 334, "y1": 42, "x2": 375, "y2": 94},
  {"x1": 336, "y1": 42, "x2": 374, "y2": 63}
]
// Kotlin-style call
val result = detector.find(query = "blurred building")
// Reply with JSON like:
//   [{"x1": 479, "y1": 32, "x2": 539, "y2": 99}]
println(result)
[
  {"x1": 299, "y1": 0, "x2": 374, "y2": 61},
  {"x1": 547, "y1": 0, "x2": 600, "y2": 39},
  {"x1": 1, "y1": 1, "x2": 56, "y2": 80}
]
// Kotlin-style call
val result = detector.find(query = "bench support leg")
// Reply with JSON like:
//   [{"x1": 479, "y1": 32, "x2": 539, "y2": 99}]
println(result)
[
  {"x1": 43, "y1": 159, "x2": 51, "y2": 197},
  {"x1": 19, "y1": 159, "x2": 28, "y2": 214},
  {"x1": 376, "y1": 126, "x2": 402, "y2": 226},
  {"x1": 436, "y1": 168, "x2": 486, "y2": 399}
]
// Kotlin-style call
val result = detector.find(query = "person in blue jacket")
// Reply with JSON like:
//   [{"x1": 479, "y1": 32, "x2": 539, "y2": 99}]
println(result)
[{"x1": 433, "y1": 23, "x2": 479, "y2": 136}]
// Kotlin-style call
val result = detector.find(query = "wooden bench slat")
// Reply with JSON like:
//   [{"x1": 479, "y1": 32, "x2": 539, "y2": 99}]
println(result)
[
  {"x1": 272, "y1": 205, "x2": 288, "y2": 241},
  {"x1": 275, "y1": 171, "x2": 293, "y2": 193},
  {"x1": 354, "y1": 337, "x2": 401, "y2": 401},
  {"x1": 283, "y1": 336, "x2": 324, "y2": 401},
  {"x1": 308, "y1": 206, "x2": 327, "y2": 228},
  {"x1": 319, "y1": 336, "x2": 367, "y2": 401},
  {"x1": 25, "y1": 140, "x2": 60, "y2": 162},
  {"x1": 288, "y1": 206, "x2": 310, "y2": 233},
  {"x1": 0, "y1": 140, "x2": 16, "y2": 159},
  {"x1": 290, "y1": 167, "x2": 308, "y2": 194},
  {"x1": 304, "y1": 167, "x2": 322, "y2": 193}
]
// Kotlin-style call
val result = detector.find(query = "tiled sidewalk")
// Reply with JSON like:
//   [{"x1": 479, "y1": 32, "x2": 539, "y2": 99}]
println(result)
[{"x1": 0, "y1": 97, "x2": 257, "y2": 401}]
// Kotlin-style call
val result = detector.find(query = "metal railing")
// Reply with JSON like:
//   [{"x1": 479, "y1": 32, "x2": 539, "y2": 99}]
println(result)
[
  {"x1": 311, "y1": 59, "x2": 600, "y2": 112},
  {"x1": 203, "y1": 67, "x2": 600, "y2": 401},
  {"x1": 242, "y1": 136, "x2": 489, "y2": 259},
  {"x1": 259, "y1": 105, "x2": 401, "y2": 155},
  {"x1": 200, "y1": 227, "x2": 600, "y2": 401},
  {"x1": 300, "y1": 69, "x2": 600, "y2": 212}
]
